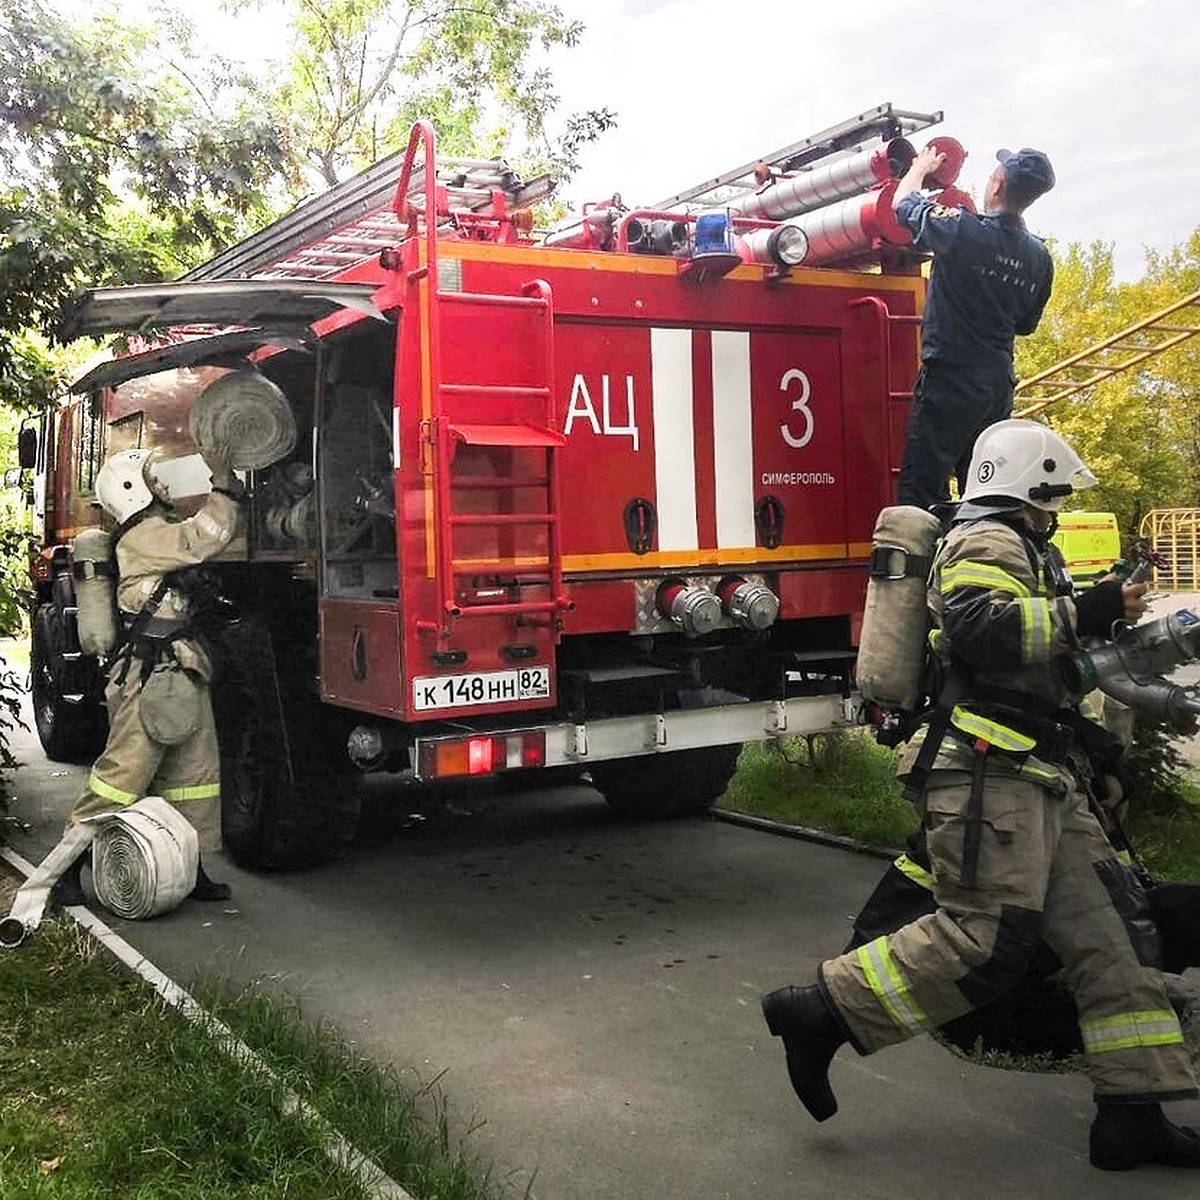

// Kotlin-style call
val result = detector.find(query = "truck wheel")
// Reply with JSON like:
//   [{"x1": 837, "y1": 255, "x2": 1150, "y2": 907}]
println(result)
[
  {"x1": 590, "y1": 743, "x2": 742, "y2": 819},
  {"x1": 213, "y1": 620, "x2": 358, "y2": 870},
  {"x1": 30, "y1": 603, "x2": 107, "y2": 763}
]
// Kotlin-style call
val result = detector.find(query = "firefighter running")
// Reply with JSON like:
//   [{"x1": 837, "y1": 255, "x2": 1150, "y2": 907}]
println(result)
[
  {"x1": 53, "y1": 446, "x2": 244, "y2": 906},
  {"x1": 761, "y1": 419, "x2": 1200, "y2": 1172}
]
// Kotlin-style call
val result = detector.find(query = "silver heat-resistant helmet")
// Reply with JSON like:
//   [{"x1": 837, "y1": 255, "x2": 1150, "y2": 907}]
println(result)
[
  {"x1": 961, "y1": 419, "x2": 1097, "y2": 512},
  {"x1": 95, "y1": 448, "x2": 159, "y2": 523}
]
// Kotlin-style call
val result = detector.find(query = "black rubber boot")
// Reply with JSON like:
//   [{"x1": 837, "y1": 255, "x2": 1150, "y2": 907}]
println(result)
[
  {"x1": 1090, "y1": 1101, "x2": 1200, "y2": 1170},
  {"x1": 50, "y1": 855, "x2": 86, "y2": 907},
  {"x1": 761, "y1": 983, "x2": 847, "y2": 1122},
  {"x1": 189, "y1": 857, "x2": 231, "y2": 902}
]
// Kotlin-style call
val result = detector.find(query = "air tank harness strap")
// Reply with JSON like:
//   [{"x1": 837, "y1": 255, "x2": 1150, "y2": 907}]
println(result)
[
  {"x1": 112, "y1": 579, "x2": 188, "y2": 688},
  {"x1": 902, "y1": 671, "x2": 966, "y2": 805},
  {"x1": 903, "y1": 675, "x2": 1076, "y2": 889},
  {"x1": 70, "y1": 555, "x2": 116, "y2": 587},
  {"x1": 869, "y1": 543, "x2": 933, "y2": 584},
  {"x1": 963, "y1": 737, "x2": 989, "y2": 888}
]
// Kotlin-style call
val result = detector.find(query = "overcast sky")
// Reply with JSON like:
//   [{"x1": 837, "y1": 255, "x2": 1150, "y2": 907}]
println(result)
[
  {"x1": 95, "y1": 0, "x2": 1200, "y2": 281},
  {"x1": 538, "y1": 0, "x2": 1198, "y2": 281}
]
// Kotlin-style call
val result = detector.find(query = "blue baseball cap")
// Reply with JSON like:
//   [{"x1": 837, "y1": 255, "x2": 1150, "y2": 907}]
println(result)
[{"x1": 995, "y1": 148, "x2": 1056, "y2": 200}]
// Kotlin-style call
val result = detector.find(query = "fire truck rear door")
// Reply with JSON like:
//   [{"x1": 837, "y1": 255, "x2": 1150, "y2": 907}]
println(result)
[
  {"x1": 68, "y1": 328, "x2": 314, "y2": 393},
  {"x1": 57, "y1": 280, "x2": 385, "y2": 341}
]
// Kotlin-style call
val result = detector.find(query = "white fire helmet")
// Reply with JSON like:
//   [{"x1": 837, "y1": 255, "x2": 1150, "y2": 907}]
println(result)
[
  {"x1": 961, "y1": 419, "x2": 1097, "y2": 512},
  {"x1": 95, "y1": 449, "x2": 160, "y2": 523}
]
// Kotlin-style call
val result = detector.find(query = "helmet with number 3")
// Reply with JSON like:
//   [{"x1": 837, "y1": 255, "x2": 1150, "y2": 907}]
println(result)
[{"x1": 961, "y1": 419, "x2": 1097, "y2": 513}]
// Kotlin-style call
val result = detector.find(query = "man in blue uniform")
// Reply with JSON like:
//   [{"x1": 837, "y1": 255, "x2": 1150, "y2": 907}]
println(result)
[{"x1": 895, "y1": 144, "x2": 1055, "y2": 511}]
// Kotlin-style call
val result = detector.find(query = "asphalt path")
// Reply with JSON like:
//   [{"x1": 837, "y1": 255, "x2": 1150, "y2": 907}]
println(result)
[{"x1": 4, "y1": 629, "x2": 1200, "y2": 1199}]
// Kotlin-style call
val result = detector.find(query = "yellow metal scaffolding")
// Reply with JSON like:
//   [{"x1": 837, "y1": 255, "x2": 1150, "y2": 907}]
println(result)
[
  {"x1": 1140, "y1": 509, "x2": 1200, "y2": 593},
  {"x1": 1015, "y1": 289, "x2": 1200, "y2": 418}
]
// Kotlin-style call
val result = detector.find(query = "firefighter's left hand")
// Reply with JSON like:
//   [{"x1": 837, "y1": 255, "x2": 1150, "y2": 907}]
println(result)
[
  {"x1": 202, "y1": 445, "x2": 236, "y2": 490},
  {"x1": 1121, "y1": 581, "x2": 1149, "y2": 623}
]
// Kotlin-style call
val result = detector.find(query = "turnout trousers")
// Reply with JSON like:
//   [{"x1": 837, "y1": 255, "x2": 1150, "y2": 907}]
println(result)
[
  {"x1": 67, "y1": 649, "x2": 222, "y2": 853},
  {"x1": 896, "y1": 361, "x2": 1014, "y2": 511},
  {"x1": 820, "y1": 766, "x2": 1198, "y2": 1101}
]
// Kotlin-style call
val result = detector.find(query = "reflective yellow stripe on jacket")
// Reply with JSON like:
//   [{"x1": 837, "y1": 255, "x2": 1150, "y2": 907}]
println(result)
[
  {"x1": 940, "y1": 559, "x2": 1058, "y2": 665},
  {"x1": 940, "y1": 560, "x2": 1031, "y2": 598},
  {"x1": 160, "y1": 784, "x2": 221, "y2": 803},
  {"x1": 88, "y1": 774, "x2": 138, "y2": 807},
  {"x1": 1015, "y1": 596, "x2": 1055, "y2": 658}
]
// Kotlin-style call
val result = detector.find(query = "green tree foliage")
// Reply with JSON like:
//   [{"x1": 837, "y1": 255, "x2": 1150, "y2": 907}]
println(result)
[
  {"x1": 230, "y1": 0, "x2": 614, "y2": 186},
  {"x1": 1, "y1": 1, "x2": 614, "y2": 405},
  {"x1": 0, "y1": 0, "x2": 295, "y2": 403},
  {"x1": 1015, "y1": 233, "x2": 1200, "y2": 541},
  {"x1": 1142, "y1": 229, "x2": 1200, "y2": 505}
]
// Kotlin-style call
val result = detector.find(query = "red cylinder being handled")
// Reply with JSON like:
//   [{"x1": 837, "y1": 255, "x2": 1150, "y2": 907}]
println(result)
[
  {"x1": 921, "y1": 136, "x2": 966, "y2": 188},
  {"x1": 730, "y1": 137, "x2": 915, "y2": 221}
]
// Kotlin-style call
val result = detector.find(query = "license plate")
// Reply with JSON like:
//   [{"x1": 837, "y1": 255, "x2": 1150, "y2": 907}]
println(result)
[{"x1": 412, "y1": 666, "x2": 551, "y2": 711}]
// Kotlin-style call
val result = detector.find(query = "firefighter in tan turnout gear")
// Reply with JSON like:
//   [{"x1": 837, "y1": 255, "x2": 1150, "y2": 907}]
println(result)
[
  {"x1": 762, "y1": 419, "x2": 1200, "y2": 1171},
  {"x1": 53, "y1": 446, "x2": 244, "y2": 905}
]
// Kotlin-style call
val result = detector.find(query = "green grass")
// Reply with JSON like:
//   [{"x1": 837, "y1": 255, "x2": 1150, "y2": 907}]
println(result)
[
  {"x1": 1126, "y1": 784, "x2": 1200, "y2": 881},
  {"x1": 719, "y1": 730, "x2": 919, "y2": 850},
  {"x1": 0, "y1": 911, "x2": 513, "y2": 1200},
  {"x1": 721, "y1": 729, "x2": 1200, "y2": 882}
]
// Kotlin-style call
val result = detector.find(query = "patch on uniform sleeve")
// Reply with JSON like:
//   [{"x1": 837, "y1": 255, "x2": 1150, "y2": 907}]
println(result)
[{"x1": 928, "y1": 205, "x2": 961, "y2": 220}]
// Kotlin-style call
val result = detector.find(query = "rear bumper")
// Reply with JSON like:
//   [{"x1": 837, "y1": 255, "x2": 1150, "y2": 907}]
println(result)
[{"x1": 412, "y1": 691, "x2": 861, "y2": 777}]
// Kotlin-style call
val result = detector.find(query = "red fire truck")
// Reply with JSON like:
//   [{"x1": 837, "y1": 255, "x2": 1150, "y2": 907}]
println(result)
[{"x1": 23, "y1": 103, "x2": 959, "y2": 869}]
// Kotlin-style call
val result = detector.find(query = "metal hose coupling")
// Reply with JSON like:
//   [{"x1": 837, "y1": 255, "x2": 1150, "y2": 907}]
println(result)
[
  {"x1": 0, "y1": 914, "x2": 28, "y2": 949},
  {"x1": 1075, "y1": 608, "x2": 1200, "y2": 724}
]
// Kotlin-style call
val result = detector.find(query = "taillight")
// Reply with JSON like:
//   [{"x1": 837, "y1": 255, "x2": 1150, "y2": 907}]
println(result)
[{"x1": 419, "y1": 731, "x2": 547, "y2": 779}]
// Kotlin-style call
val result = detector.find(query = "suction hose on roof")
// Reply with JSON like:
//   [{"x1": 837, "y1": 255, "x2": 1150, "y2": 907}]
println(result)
[{"x1": 0, "y1": 796, "x2": 198, "y2": 948}]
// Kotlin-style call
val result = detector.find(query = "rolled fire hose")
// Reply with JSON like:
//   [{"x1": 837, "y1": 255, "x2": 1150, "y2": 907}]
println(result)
[
  {"x1": 0, "y1": 796, "x2": 198, "y2": 948},
  {"x1": 189, "y1": 369, "x2": 297, "y2": 470}
]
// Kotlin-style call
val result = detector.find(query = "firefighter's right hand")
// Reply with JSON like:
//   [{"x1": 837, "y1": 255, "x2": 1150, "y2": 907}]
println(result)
[{"x1": 913, "y1": 145, "x2": 947, "y2": 178}]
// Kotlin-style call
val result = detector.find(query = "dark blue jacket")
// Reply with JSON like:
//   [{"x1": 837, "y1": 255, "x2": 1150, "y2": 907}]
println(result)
[{"x1": 896, "y1": 192, "x2": 1054, "y2": 375}]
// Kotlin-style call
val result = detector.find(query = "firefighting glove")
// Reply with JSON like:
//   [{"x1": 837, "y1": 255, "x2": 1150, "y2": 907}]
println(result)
[{"x1": 1074, "y1": 579, "x2": 1126, "y2": 640}]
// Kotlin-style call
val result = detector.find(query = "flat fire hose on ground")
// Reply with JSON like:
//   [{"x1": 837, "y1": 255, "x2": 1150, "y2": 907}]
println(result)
[{"x1": 0, "y1": 796, "x2": 197, "y2": 948}]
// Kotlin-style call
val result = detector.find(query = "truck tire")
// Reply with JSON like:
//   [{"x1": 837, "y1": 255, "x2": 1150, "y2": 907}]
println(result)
[
  {"x1": 590, "y1": 743, "x2": 742, "y2": 819},
  {"x1": 30, "y1": 602, "x2": 107, "y2": 764},
  {"x1": 212, "y1": 618, "x2": 358, "y2": 871}
]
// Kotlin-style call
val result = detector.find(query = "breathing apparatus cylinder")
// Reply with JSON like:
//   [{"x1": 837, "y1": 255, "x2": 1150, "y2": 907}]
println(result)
[
  {"x1": 856, "y1": 506, "x2": 942, "y2": 713},
  {"x1": 71, "y1": 527, "x2": 119, "y2": 658}
]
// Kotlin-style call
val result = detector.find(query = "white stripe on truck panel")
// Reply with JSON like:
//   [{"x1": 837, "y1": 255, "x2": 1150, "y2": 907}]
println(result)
[
  {"x1": 650, "y1": 327, "x2": 699, "y2": 551},
  {"x1": 711, "y1": 330, "x2": 756, "y2": 549}
]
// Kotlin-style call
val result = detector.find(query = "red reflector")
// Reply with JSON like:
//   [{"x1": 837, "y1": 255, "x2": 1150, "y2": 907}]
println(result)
[
  {"x1": 467, "y1": 737, "x2": 494, "y2": 775},
  {"x1": 522, "y1": 734, "x2": 545, "y2": 768}
]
